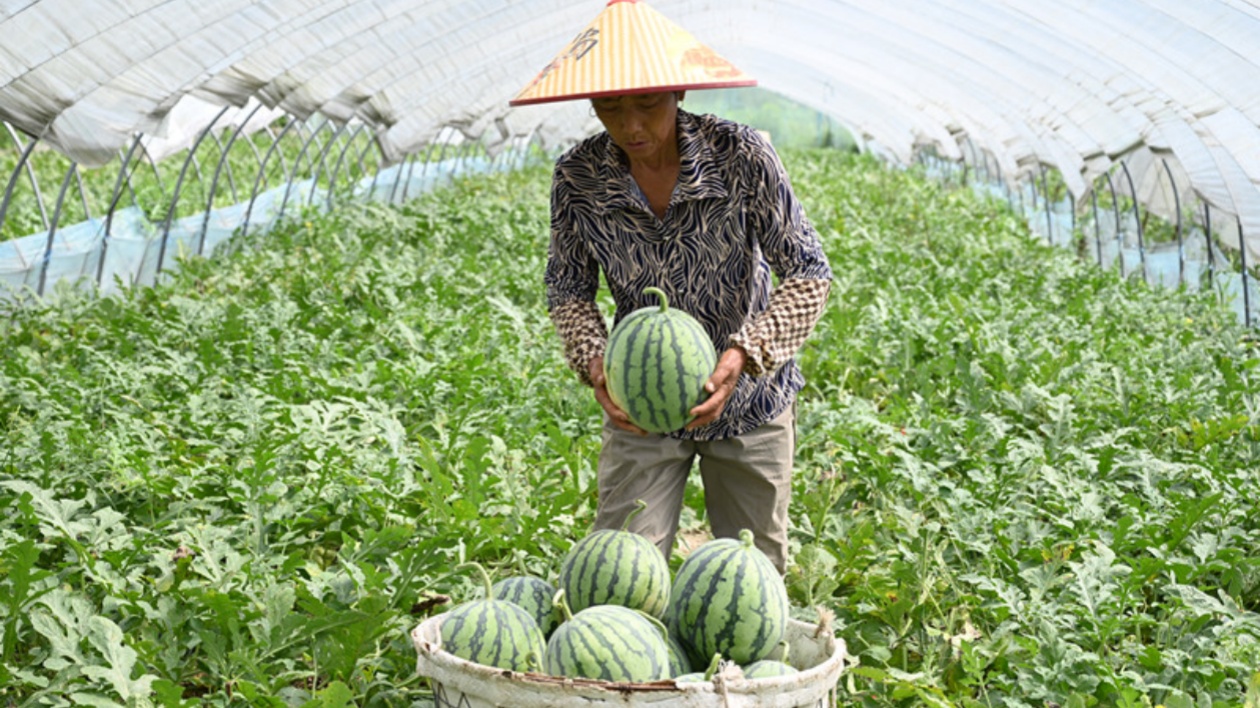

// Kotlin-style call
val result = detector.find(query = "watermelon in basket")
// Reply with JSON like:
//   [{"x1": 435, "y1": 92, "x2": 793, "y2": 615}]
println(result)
[{"x1": 412, "y1": 610, "x2": 850, "y2": 707}]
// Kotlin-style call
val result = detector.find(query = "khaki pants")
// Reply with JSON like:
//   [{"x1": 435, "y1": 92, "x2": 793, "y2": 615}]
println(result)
[{"x1": 594, "y1": 405, "x2": 795, "y2": 574}]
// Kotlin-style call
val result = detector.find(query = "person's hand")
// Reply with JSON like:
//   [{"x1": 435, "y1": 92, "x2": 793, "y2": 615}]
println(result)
[
  {"x1": 686, "y1": 346, "x2": 747, "y2": 431},
  {"x1": 590, "y1": 355, "x2": 648, "y2": 435}
]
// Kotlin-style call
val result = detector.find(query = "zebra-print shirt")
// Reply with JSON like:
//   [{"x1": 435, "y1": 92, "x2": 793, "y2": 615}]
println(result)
[{"x1": 546, "y1": 109, "x2": 832, "y2": 441}]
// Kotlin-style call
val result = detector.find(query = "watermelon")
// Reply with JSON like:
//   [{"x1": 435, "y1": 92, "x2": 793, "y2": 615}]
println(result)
[
  {"x1": 558, "y1": 500, "x2": 670, "y2": 617},
  {"x1": 674, "y1": 652, "x2": 721, "y2": 683},
  {"x1": 664, "y1": 630, "x2": 692, "y2": 677},
  {"x1": 742, "y1": 659, "x2": 798, "y2": 679},
  {"x1": 492, "y1": 575, "x2": 559, "y2": 637},
  {"x1": 440, "y1": 563, "x2": 546, "y2": 673},
  {"x1": 604, "y1": 286, "x2": 717, "y2": 434},
  {"x1": 742, "y1": 640, "x2": 797, "y2": 678},
  {"x1": 667, "y1": 529, "x2": 789, "y2": 666},
  {"x1": 544, "y1": 591, "x2": 671, "y2": 682}
]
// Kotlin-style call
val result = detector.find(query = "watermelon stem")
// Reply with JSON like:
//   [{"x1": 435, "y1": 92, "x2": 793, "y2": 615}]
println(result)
[
  {"x1": 703, "y1": 653, "x2": 722, "y2": 681},
  {"x1": 635, "y1": 608, "x2": 669, "y2": 639},
  {"x1": 621, "y1": 498, "x2": 648, "y2": 531},
  {"x1": 553, "y1": 589, "x2": 574, "y2": 623},
  {"x1": 643, "y1": 286, "x2": 669, "y2": 313},
  {"x1": 775, "y1": 639, "x2": 792, "y2": 667},
  {"x1": 738, "y1": 528, "x2": 756, "y2": 548},
  {"x1": 456, "y1": 562, "x2": 494, "y2": 600}
]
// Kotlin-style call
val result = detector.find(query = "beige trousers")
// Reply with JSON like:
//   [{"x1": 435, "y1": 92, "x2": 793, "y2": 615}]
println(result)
[{"x1": 594, "y1": 406, "x2": 795, "y2": 574}]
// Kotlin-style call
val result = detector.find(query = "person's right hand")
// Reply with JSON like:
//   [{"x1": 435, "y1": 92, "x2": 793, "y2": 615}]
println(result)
[{"x1": 589, "y1": 355, "x2": 648, "y2": 435}]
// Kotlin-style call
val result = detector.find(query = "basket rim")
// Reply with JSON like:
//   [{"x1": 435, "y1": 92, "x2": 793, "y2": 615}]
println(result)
[{"x1": 412, "y1": 611, "x2": 847, "y2": 696}]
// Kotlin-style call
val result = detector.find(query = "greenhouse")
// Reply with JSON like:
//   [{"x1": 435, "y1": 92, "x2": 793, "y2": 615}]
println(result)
[{"x1": 1, "y1": 1, "x2": 1258, "y2": 706}]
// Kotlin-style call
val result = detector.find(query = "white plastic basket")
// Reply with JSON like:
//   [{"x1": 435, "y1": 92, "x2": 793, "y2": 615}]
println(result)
[{"x1": 412, "y1": 612, "x2": 850, "y2": 707}]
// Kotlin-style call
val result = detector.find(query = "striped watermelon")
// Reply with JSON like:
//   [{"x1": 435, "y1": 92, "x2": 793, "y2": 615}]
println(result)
[
  {"x1": 667, "y1": 529, "x2": 789, "y2": 666},
  {"x1": 674, "y1": 652, "x2": 721, "y2": 683},
  {"x1": 544, "y1": 591, "x2": 671, "y2": 682},
  {"x1": 665, "y1": 630, "x2": 692, "y2": 677},
  {"x1": 492, "y1": 575, "x2": 559, "y2": 637},
  {"x1": 742, "y1": 659, "x2": 798, "y2": 679},
  {"x1": 745, "y1": 637, "x2": 796, "y2": 675},
  {"x1": 558, "y1": 500, "x2": 670, "y2": 617},
  {"x1": 604, "y1": 286, "x2": 717, "y2": 434},
  {"x1": 440, "y1": 563, "x2": 546, "y2": 673},
  {"x1": 742, "y1": 640, "x2": 796, "y2": 679}
]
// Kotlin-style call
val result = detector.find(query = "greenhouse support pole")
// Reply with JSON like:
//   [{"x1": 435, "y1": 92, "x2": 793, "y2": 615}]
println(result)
[
  {"x1": 1239, "y1": 215, "x2": 1251, "y2": 328},
  {"x1": 306, "y1": 122, "x2": 350, "y2": 208},
  {"x1": 97, "y1": 136, "x2": 146, "y2": 289},
  {"x1": 0, "y1": 137, "x2": 41, "y2": 255},
  {"x1": 242, "y1": 119, "x2": 301, "y2": 242},
  {"x1": 207, "y1": 130, "x2": 239, "y2": 203},
  {"x1": 274, "y1": 117, "x2": 331, "y2": 227},
  {"x1": 322, "y1": 124, "x2": 366, "y2": 208},
  {"x1": 200, "y1": 103, "x2": 264, "y2": 256},
  {"x1": 1039, "y1": 165, "x2": 1053, "y2": 245},
  {"x1": 1162, "y1": 159, "x2": 1185, "y2": 287},
  {"x1": 1091, "y1": 189, "x2": 1103, "y2": 266},
  {"x1": 2, "y1": 124, "x2": 51, "y2": 232},
  {"x1": 1204, "y1": 203, "x2": 1214, "y2": 290},
  {"x1": 1104, "y1": 172, "x2": 1125, "y2": 279},
  {"x1": 1068, "y1": 189, "x2": 1076, "y2": 240},
  {"x1": 1119, "y1": 162, "x2": 1147, "y2": 284},
  {"x1": 350, "y1": 131, "x2": 379, "y2": 200},
  {"x1": 156, "y1": 105, "x2": 231, "y2": 281},
  {"x1": 996, "y1": 160, "x2": 1012, "y2": 209},
  {"x1": 404, "y1": 143, "x2": 438, "y2": 203},
  {"x1": 37, "y1": 165, "x2": 79, "y2": 296},
  {"x1": 73, "y1": 166, "x2": 92, "y2": 224}
]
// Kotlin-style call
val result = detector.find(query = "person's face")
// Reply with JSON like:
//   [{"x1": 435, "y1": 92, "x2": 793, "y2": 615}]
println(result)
[{"x1": 591, "y1": 92, "x2": 683, "y2": 163}]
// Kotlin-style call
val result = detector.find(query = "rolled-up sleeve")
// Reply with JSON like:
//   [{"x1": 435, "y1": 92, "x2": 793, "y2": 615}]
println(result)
[
  {"x1": 730, "y1": 277, "x2": 830, "y2": 376},
  {"x1": 730, "y1": 132, "x2": 833, "y2": 376},
  {"x1": 546, "y1": 164, "x2": 607, "y2": 386},
  {"x1": 746, "y1": 131, "x2": 832, "y2": 282}
]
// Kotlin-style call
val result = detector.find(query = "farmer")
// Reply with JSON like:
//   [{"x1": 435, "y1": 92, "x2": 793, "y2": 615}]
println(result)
[{"x1": 510, "y1": 0, "x2": 831, "y2": 574}]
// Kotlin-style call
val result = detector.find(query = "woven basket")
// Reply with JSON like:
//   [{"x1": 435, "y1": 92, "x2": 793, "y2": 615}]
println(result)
[{"x1": 412, "y1": 612, "x2": 850, "y2": 707}]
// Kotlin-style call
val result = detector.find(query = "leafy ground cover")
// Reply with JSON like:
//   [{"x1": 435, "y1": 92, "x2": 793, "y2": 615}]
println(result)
[{"x1": 1, "y1": 150, "x2": 1258, "y2": 708}]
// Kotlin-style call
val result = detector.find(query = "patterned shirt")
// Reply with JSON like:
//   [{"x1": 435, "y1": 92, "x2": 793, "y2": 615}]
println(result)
[{"x1": 546, "y1": 109, "x2": 832, "y2": 441}]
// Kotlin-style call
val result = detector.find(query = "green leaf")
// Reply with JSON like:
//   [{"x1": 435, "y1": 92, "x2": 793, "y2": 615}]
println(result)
[
  {"x1": 81, "y1": 616, "x2": 157, "y2": 703},
  {"x1": 301, "y1": 680, "x2": 356, "y2": 708}
]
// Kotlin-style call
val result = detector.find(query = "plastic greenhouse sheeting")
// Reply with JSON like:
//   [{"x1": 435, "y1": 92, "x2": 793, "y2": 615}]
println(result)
[
  {"x1": 0, "y1": 151, "x2": 528, "y2": 299},
  {"x1": 1, "y1": 0, "x2": 1258, "y2": 258}
]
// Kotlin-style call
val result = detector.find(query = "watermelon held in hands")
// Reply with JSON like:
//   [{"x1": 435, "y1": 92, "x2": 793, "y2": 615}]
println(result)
[
  {"x1": 604, "y1": 286, "x2": 717, "y2": 434},
  {"x1": 544, "y1": 590, "x2": 672, "y2": 682},
  {"x1": 492, "y1": 574, "x2": 560, "y2": 637},
  {"x1": 667, "y1": 529, "x2": 790, "y2": 667},
  {"x1": 558, "y1": 500, "x2": 671, "y2": 618},
  {"x1": 439, "y1": 562, "x2": 546, "y2": 673}
]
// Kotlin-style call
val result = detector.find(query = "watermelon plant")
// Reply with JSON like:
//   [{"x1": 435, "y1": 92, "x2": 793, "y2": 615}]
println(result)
[
  {"x1": 603, "y1": 286, "x2": 717, "y2": 433},
  {"x1": 2, "y1": 150, "x2": 1258, "y2": 708},
  {"x1": 557, "y1": 500, "x2": 671, "y2": 617},
  {"x1": 667, "y1": 529, "x2": 790, "y2": 666},
  {"x1": 543, "y1": 591, "x2": 671, "y2": 682},
  {"x1": 439, "y1": 563, "x2": 546, "y2": 673}
]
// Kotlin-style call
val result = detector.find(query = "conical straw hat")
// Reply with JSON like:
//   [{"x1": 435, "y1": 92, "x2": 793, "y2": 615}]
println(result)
[{"x1": 510, "y1": 0, "x2": 755, "y2": 107}]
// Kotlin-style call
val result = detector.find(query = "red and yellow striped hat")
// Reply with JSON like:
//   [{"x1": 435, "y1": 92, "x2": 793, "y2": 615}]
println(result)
[{"x1": 509, "y1": 0, "x2": 756, "y2": 107}]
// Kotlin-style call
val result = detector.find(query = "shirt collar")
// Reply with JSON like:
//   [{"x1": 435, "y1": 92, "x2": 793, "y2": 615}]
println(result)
[{"x1": 596, "y1": 110, "x2": 729, "y2": 214}]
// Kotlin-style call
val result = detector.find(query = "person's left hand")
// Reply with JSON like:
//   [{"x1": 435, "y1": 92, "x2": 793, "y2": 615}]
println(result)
[{"x1": 686, "y1": 346, "x2": 747, "y2": 431}]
